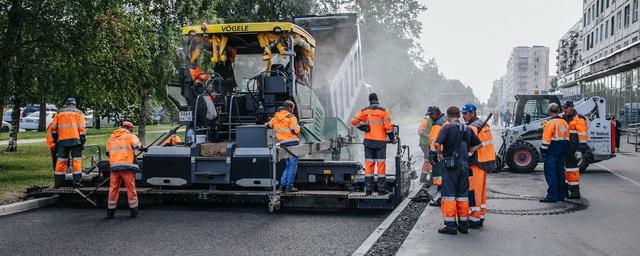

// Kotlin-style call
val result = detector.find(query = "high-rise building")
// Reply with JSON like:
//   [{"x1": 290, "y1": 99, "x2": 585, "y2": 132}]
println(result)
[
  {"x1": 498, "y1": 46, "x2": 550, "y2": 111},
  {"x1": 556, "y1": 0, "x2": 640, "y2": 127}
]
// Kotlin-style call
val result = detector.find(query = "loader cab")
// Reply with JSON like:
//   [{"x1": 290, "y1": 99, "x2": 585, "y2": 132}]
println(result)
[{"x1": 513, "y1": 95, "x2": 562, "y2": 126}]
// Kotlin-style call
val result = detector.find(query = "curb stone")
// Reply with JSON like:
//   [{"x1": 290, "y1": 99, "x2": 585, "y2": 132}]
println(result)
[{"x1": 0, "y1": 195, "x2": 59, "y2": 217}]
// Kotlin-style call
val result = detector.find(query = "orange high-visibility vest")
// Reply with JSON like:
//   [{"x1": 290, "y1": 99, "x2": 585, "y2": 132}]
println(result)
[
  {"x1": 106, "y1": 128, "x2": 142, "y2": 171},
  {"x1": 50, "y1": 107, "x2": 86, "y2": 145},
  {"x1": 429, "y1": 115, "x2": 448, "y2": 151},
  {"x1": 541, "y1": 116, "x2": 570, "y2": 150},
  {"x1": 564, "y1": 113, "x2": 589, "y2": 144},
  {"x1": 46, "y1": 124, "x2": 56, "y2": 150},
  {"x1": 351, "y1": 104, "x2": 393, "y2": 142},
  {"x1": 468, "y1": 119, "x2": 497, "y2": 164},
  {"x1": 162, "y1": 134, "x2": 182, "y2": 146},
  {"x1": 266, "y1": 108, "x2": 300, "y2": 143}
]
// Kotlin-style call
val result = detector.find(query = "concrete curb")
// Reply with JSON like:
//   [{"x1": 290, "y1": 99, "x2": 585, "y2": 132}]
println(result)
[
  {"x1": 0, "y1": 195, "x2": 59, "y2": 217},
  {"x1": 351, "y1": 180, "x2": 422, "y2": 256}
]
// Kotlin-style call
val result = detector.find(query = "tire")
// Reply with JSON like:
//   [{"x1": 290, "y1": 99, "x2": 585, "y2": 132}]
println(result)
[{"x1": 505, "y1": 141, "x2": 539, "y2": 173}]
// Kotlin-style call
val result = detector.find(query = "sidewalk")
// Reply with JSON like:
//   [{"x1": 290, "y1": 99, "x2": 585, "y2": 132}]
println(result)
[{"x1": 0, "y1": 129, "x2": 172, "y2": 146}]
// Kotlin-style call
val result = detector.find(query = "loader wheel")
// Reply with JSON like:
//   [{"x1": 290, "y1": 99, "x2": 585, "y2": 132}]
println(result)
[{"x1": 506, "y1": 142, "x2": 539, "y2": 173}]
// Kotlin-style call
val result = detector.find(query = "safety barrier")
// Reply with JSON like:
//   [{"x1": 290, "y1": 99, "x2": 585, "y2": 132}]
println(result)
[{"x1": 626, "y1": 123, "x2": 640, "y2": 152}]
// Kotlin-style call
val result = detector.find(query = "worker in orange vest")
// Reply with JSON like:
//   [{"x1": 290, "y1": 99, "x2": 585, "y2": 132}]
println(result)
[
  {"x1": 162, "y1": 130, "x2": 182, "y2": 146},
  {"x1": 461, "y1": 103, "x2": 496, "y2": 229},
  {"x1": 266, "y1": 100, "x2": 301, "y2": 192},
  {"x1": 562, "y1": 101, "x2": 588, "y2": 199},
  {"x1": 49, "y1": 98, "x2": 86, "y2": 188},
  {"x1": 106, "y1": 121, "x2": 145, "y2": 219},
  {"x1": 540, "y1": 103, "x2": 570, "y2": 203},
  {"x1": 418, "y1": 108, "x2": 433, "y2": 184},
  {"x1": 351, "y1": 93, "x2": 394, "y2": 195},
  {"x1": 46, "y1": 123, "x2": 58, "y2": 171},
  {"x1": 428, "y1": 106, "x2": 448, "y2": 206}
]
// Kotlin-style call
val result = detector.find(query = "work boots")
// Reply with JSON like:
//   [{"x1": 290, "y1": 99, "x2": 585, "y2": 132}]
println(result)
[
  {"x1": 364, "y1": 176, "x2": 373, "y2": 196},
  {"x1": 106, "y1": 209, "x2": 115, "y2": 219},
  {"x1": 130, "y1": 208, "x2": 138, "y2": 218},
  {"x1": 377, "y1": 176, "x2": 389, "y2": 195},
  {"x1": 567, "y1": 185, "x2": 581, "y2": 199},
  {"x1": 72, "y1": 173, "x2": 82, "y2": 188},
  {"x1": 457, "y1": 221, "x2": 469, "y2": 234},
  {"x1": 429, "y1": 197, "x2": 441, "y2": 207},
  {"x1": 438, "y1": 225, "x2": 458, "y2": 235},
  {"x1": 53, "y1": 175, "x2": 65, "y2": 189}
]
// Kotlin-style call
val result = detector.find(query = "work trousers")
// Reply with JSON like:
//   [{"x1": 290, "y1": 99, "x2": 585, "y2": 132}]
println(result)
[
  {"x1": 564, "y1": 144, "x2": 580, "y2": 186},
  {"x1": 469, "y1": 165, "x2": 487, "y2": 224},
  {"x1": 281, "y1": 155, "x2": 299, "y2": 189},
  {"x1": 544, "y1": 146, "x2": 568, "y2": 201},
  {"x1": 441, "y1": 165, "x2": 470, "y2": 228},
  {"x1": 108, "y1": 171, "x2": 138, "y2": 210},
  {"x1": 364, "y1": 146, "x2": 386, "y2": 177},
  {"x1": 55, "y1": 145, "x2": 83, "y2": 175}
]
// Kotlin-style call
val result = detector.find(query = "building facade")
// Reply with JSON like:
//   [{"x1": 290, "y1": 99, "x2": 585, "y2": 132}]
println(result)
[
  {"x1": 498, "y1": 46, "x2": 551, "y2": 111},
  {"x1": 557, "y1": 0, "x2": 640, "y2": 127}
]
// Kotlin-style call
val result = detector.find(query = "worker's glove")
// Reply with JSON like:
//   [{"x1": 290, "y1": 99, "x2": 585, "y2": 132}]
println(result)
[
  {"x1": 428, "y1": 151, "x2": 437, "y2": 164},
  {"x1": 387, "y1": 132, "x2": 397, "y2": 144},
  {"x1": 540, "y1": 148, "x2": 547, "y2": 158},
  {"x1": 357, "y1": 124, "x2": 370, "y2": 132},
  {"x1": 578, "y1": 143, "x2": 588, "y2": 152},
  {"x1": 105, "y1": 151, "x2": 110, "y2": 157},
  {"x1": 80, "y1": 134, "x2": 86, "y2": 145}
]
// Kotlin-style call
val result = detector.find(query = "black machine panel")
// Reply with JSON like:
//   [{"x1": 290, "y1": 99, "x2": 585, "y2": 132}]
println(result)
[{"x1": 142, "y1": 146, "x2": 192, "y2": 186}]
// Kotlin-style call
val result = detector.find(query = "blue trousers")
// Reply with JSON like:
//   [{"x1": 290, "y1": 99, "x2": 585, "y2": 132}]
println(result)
[
  {"x1": 281, "y1": 155, "x2": 299, "y2": 189},
  {"x1": 543, "y1": 151, "x2": 567, "y2": 201}
]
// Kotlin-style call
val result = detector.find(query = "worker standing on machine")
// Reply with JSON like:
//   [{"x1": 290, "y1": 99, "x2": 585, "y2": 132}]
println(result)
[
  {"x1": 418, "y1": 108, "x2": 433, "y2": 184},
  {"x1": 540, "y1": 103, "x2": 570, "y2": 203},
  {"x1": 266, "y1": 100, "x2": 301, "y2": 193},
  {"x1": 351, "y1": 93, "x2": 393, "y2": 195},
  {"x1": 461, "y1": 103, "x2": 496, "y2": 229},
  {"x1": 106, "y1": 121, "x2": 145, "y2": 219},
  {"x1": 434, "y1": 106, "x2": 481, "y2": 235},
  {"x1": 50, "y1": 98, "x2": 86, "y2": 188},
  {"x1": 428, "y1": 106, "x2": 448, "y2": 206},
  {"x1": 562, "y1": 101, "x2": 588, "y2": 199}
]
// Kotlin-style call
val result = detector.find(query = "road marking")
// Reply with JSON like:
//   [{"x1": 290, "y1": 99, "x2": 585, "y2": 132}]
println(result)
[
  {"x1": 595, "y1": 163, "x2": 640, "y2": 188},
  {"x1": 351, "y1": 180, "x2": 421, "y2": 256}
]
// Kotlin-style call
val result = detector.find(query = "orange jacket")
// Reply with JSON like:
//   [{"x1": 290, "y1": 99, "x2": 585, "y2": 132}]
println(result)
[
  {"x1": 50, "y1": 106, "x2": 86, "y2": 146},
  {"x1": 541, "y1": 116, "x2": 570, "y2": 150},
  {"x1": 351, "y1": 104, "x2": 393, "y2": 142},
  {"x1": 46, "y1": 124, "x2": 56, "y2": 150},
  {"x1": 106, "y1": 128, "x2": 142, "y2": 171},
  {"x1": 564, "y1": 112, "x2": 588, "y2": 144},
  {"x1": 162, "y1": 134, "x2": 182, "y2": 146},
  {"x1": 429, "y1": 115, "x2": 448, "y2": 151},
  {"x1": 266, "y1": 108, "x2": 300, "y2": 143},
  {"x1": 418, "y1": 117, "x2": 432, "y2": 146},
  {"x1": 468, "y1": 118, "x2": 496, "y2": 168}
]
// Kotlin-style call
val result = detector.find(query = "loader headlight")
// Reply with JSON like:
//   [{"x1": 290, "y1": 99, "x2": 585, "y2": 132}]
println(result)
[{"x1": 273, "y1": 27, "x2": 282, "y2": 33}]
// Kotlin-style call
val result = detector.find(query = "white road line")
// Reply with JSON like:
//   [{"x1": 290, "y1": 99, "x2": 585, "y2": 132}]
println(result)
[
  {"x1": 351, "y1": 180, "x2": 422, "y2": 256},
  {"x1": 595, "y1": 163, "x2": 640, "y2": 188}
]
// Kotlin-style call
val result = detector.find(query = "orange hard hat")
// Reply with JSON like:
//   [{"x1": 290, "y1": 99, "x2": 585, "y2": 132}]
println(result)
[{"x1": 122, "y1": 121, "x2": 134, "y2": 130}]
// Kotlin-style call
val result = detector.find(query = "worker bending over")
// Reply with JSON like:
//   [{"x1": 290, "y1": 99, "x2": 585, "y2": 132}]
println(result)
[
  {"x1": 351, "y1": 93, "x2": 393, "y2": 195},
  {"x1": 266, "y1": 100, "x2": 301, "y2": 192},
  {"x1": 162, "y1": 130, "x2": 182, "y2": 146},
  {"x1": 540, "y1": 103, "x2": 570, "y2": 203},
  {"x1": 427, "y1": 106, "x2": 448, "y2": 206},
  {"x1": 562, "y1": 101, "x2": 588, "y2": 199},
  {"x1": 461, "y1": 103, "x2": 496, "y2": 229},
  {"x1": 106, "y1": 121, "x2": 145, "y2": 219},
  {"x1": 418, "y1": 107, "x2": 434, "y2": 184},
  {"x1": 50, "y1": 98, "x2": 86, "y2": 188},
  {"x1": 434, "y1": 106, "x2": 481, "y2": 235}
]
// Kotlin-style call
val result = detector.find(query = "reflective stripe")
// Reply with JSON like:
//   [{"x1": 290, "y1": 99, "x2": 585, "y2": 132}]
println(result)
[
  {"x1": 129, "y1": 199, "x2": 138, "y2": 208},
  {"x1": 481, "y1": 141, "x2": 494, "y2": 146},
  {"x1": 276, "y1": 128, "x2": 291, "y2": 133},
  {"x1": 441, "y1": 196, "x2": 456, "y2": 201},
  {"x1": 444, "y1": 217, "x2": 456, "y2": 222},
  {"x1": 552, "y1": 137, "x2": 568, "y2": 141},
  {"x1": 458, "y1": 217, "x2": 468, "y2": 221},
  {"x1": 110, "y1": 163, "x2": 139, "y2": 169},
  {"x1": 72, "y1": 157, "x2": 83, "y2": 161},
  {"x1": 565, "y1": 168, "x2": 579, "y2": 172},
  {"x1": 577, "y1": 132, "x2": 588, "y2": 136},
  {"x1": 57, "y1": 158, "x2": 68, "y2": 161},
  {"x1": 469, "y1": 217, "x2": 481, "y2": 222},
  {"x1": 378, "y1": 174, "x2": 386, "y2": 177},
  {"x1": 57, "y1": 123, "x2": 81, "y2": 129},
  {"x1": 455, "y1": 197, "x2": 468, "y2": 202},
  {"x1": 290, "y1": 125, "x2": 300, "y2": 130},
  {"x1": 376, "y1": 160, "x2": 386, "y2": 163},
  {"x1": 480, "y1": 205, "x2": 486, "y2": 209},
  {"x1": 570, "y1": 131, "x2": 578, "y2": 134},
  {"x1": 540, "y1": 145, "x2": 549, "y2": 150},
  {"x1": 367, "y1": 120, "x2": 384, "y2": 125},
  {"x1": 108, "y1": 200, "x2": 117, "y2": 209},
  {"x1": 470, "y1": 207, "x2": 481, "y2": 212},
  {"x1": 365, "y1": 174, "x2": 373, "y2": 177},
  {"x1": 383, "y1": 118, "x2": 391, "y2": 122},
  {"x1": 567, "y1": 181, "x2": 579, "y2": 185},
  {"x1": 108, "y1": 146, "x2": 133, "y2": 152}
]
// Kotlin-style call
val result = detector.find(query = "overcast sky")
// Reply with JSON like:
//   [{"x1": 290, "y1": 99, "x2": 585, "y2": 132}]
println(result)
[{"x1": 418, "y1": 0, "x2": 583, "y2": 102}]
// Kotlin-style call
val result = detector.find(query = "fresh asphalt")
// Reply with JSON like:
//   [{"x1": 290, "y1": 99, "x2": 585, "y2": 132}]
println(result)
[{"x1": 0, "y1": 124, "x2": 422, "y2": 256}]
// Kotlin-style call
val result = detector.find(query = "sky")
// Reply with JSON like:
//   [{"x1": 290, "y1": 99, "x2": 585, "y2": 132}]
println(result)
[{"x1": 418, "y1": 0, "x2": 583, "y2": 102}]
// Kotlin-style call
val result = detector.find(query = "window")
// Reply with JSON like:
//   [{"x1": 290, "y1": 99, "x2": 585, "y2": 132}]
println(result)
[
  {"x1": 606, "y1": 19, "x2": 610, "y2": 38},
  {"x1": 602, "y1": 0, "x2": 606, "y2": 13},
  {"x1": 600, "y1": 23, "x2": 604, "y2": 40},
  {"x1": 584, "y1": 13, "x2": 588, "y2": 26},
  {"x1": 625, "y1": 5, "x2": 631, "y2": 27},
  {"x1": 617, "y1": 11, "x2": 622, "y2": 30},
  {"x1": 591, "y1": 31, "x2": 595, "y2": 48},
  {"x1": 634, "y1": 0, "x2": 639, "y2": 22},
  {"x1": 587, "y1": 34, "x2": 591, "y2": 50},
  {"x1": 588, "y1": 8, "x2": 592, "y2": 25},
  {"x1": 597, "y1": 0, "x2": 600, "y2": 16},
  {"x1": 596, "y1": 27, "x2": 600, "y2": 44},
  {"x1": 523, "y1": 99, "x2": 552, "y2": 122},
  {"x1": 611, "y1": 16, "x2": 616, "y2": 35},
  {"x1": 607, "y1": 0, "x2": 610, "y2": 8}
]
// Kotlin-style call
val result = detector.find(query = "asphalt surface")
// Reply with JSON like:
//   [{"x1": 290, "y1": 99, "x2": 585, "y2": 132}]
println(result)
[
  {"x1": 397, "y1": 126, "x2": 640, "y2": 256},
  {"x1": 0, "y1": 123, "x2": 422, "y2": 256}
]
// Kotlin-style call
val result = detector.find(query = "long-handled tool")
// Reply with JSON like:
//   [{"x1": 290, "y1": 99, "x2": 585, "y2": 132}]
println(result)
[{"x1": 74, "y1": 125, "x2": 182, "y2": 206}]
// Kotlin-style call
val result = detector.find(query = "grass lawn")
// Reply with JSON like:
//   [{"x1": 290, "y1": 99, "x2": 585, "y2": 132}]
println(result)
[
  {"x1": 0, "y1": 133, "x2": 165, "y2": 205},
  {"x1": 0, "y1": 124, "x2": 176, "y2": 141}
]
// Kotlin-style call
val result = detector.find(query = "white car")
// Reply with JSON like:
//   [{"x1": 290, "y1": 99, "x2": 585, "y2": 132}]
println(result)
[
  {"x1": 84, "y1": 110, "x2": 94, "y2": 128},
  {"x1": 19, "y1": 111, "x2": 56, "y2": 131},
  {"x1": 1, "y1": 120, "x2": 10, "y2": 132}
]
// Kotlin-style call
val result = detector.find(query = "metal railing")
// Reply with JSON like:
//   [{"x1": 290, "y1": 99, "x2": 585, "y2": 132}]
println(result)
[{"x1": 626, "y1": 123, "x2": 640, "y2": 152}]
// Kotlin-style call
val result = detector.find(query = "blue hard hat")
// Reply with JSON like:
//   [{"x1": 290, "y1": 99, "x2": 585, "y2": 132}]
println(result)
[
  {"x1": 562, "y1": 100, "x2": 574, "y2": 108},
  {"x1": 65, "y1": 97, "x2": 76, "y2": 104},
  {"x1": 461, "y1": 103, "x2": 477, "y2": 113}
]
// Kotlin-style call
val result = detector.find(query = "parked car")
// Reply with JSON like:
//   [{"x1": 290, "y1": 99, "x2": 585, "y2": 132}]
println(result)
[
  {"x1": 20, "y1": 111, "x2": 56, "y2": 131},
  {"x1": 1, "y1": 120, "x2": 10, "y2": 132},
  {"x1": 3, "y1": 108, "x2": 23, "y2": 122},
  {"x1": 3, "y1": 104, "x2": 57, "y2": 123},
  {"x1": 84, "y1": 109, "x2": 94, "y2": 128}
]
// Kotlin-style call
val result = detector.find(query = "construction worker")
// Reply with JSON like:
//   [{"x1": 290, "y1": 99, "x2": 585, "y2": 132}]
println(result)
[
  {"x1": 461, "y1": 103, "x2": 496, "y2": 229},
  {"x1": 106, "y1": 121, "x2": 144, "y2": 219},
  {"x1": 434, "y1": 106, "x2": 481, "y2": 235},
  {"x1": 162, "y1": 130, "x2": 182, "y2": 146},
  {"x1": 50, "y1": 98, "x2": 86, "y2": 188},
  {"x1": 46, "y1": 123, "x2": 57, "y2": 171},
  {"x1": 428, "y1": 106, "x2": 448, "y2": 206},
  {"x1": 562, "y1": 101, "x2": 588, "y2": 199},
  {"x1": 540, "y1": 103, "x2": 570, "y2": 203},
  {"x1": 418, "y1": 108, "x2": 433, "y2": 183},
  {"x1": 351, "y1": 93, "x2": 393, "y2": 195},
  {"x1": 266, "y1": 100, "x2": 301, "y2": 192}
]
